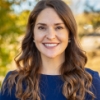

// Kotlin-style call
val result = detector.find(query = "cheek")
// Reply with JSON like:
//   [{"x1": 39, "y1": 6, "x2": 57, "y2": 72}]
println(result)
[
  {"x1": 34, "y1": 28, "x2": 44, "y2": 42},
  {"x1": 34, "y1": 34, "x2": 42, "y2": 42},
  {"x1": 58, "y1": 31, "x2": 69, "y2": 42}
]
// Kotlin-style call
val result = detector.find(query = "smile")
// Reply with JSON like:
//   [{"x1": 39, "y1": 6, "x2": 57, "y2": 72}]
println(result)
[{"x1": 43, "y1": 43, "x2": 59, "y2": 48}]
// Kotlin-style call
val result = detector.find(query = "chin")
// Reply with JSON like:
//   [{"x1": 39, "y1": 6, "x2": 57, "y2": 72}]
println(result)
[{"x1": 43, "y1": 53, "x2": 61, "y2": 59}]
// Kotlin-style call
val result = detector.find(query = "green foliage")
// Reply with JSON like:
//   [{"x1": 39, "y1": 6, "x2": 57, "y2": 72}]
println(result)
[
  {"x1": 0, "y1": 0, "x2": 30, "y2": 78},
  {"x1": 83, "y1": 2, "x2": 100, "y2": 29}
]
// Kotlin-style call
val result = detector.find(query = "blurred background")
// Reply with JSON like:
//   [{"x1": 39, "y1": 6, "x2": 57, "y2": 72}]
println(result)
[{"x1": 0, "y1": 0, "x2": 100, "y2": 86}]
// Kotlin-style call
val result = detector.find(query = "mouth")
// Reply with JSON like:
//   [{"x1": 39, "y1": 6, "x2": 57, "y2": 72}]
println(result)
[{"x1": 42, "y1": 43, "x2": 59, "y2": 48}]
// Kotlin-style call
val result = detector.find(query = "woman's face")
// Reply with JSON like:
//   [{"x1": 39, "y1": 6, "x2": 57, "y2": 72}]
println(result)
[{"x1": 34, "y1": 7, "x2": 69, "y2": 59}]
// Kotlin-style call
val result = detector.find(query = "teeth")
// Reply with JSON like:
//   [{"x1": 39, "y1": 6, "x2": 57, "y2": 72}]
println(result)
[{"x1": 44, "y1": 44, "x2": 58, "y2": 47}]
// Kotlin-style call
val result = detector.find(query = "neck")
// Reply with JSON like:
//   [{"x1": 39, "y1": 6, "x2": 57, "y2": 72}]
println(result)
[{"x1": 39, "y1": 54, "x2": 65, "y2": 75}]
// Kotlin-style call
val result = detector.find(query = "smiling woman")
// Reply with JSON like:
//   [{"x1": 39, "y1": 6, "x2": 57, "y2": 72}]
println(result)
[
  {"x1": 33, "y1": 7, "x2": 69, "y2": 75},
  {"x1": 0, "y1": 0, "x2": 100, "y2": 100},
  {"x1": 34, "y1": 7, "x2": 69, "y2": 60}
]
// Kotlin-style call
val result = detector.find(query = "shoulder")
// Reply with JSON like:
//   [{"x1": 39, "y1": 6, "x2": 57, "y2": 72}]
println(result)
[
  {"x1": 85, "y1": 68, "x2": 100, "y2": 83},
  {"x1": 85, "y1": 68, "x2": 100, "y2": 100},
  {"x1": 2, "y1": 70, "x2": 18, "y2": 84},
  {"x1": 85, "y1": 68, "x2": 100, "y2": 76},
  {"x1": 0, "y1": 71, "x2": 18, "y2": 100},
  {"x1": 4, "y1": 71, "x2": 13, "y2": 80},
  {"x1": 85, "y1": 68, "x2": 100, "y2": 85}
]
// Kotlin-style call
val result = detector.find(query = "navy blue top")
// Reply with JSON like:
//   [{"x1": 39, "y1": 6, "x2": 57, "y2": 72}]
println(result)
[{"x1": 0, "y1": 68, "x2": 100, "y2": 100}]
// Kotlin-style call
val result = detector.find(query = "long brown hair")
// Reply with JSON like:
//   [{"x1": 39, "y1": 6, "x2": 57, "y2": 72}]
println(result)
[{"x1": 1, "y1": 0, "x2": 95, "y2": 100}]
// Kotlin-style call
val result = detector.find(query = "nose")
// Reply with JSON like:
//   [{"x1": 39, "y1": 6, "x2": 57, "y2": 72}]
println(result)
[{"x1": 46, "y1": 28, "x2": 56, "y2": 40}]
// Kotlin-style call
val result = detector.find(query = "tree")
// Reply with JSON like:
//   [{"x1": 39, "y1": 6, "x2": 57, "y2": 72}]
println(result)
[
  {"x1": 0, "y1": 0, "x2": 30, "y2": 77},
  {"x1": 84, "y1": 1, "x2": 100, "y2": 29}
]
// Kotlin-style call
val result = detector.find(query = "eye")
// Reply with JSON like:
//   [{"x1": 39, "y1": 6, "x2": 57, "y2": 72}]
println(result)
[
  {"x1": 38, "y1": 26, "x2": 46, "y2": 30},
  {"x1": 56, "y1": 26, "x2": 63, "y2": 30}
]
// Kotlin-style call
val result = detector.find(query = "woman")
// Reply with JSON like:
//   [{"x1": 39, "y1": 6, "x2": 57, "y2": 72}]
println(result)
[{"x1": 0, "y1": 0, "x2": 100, "y2": 100}]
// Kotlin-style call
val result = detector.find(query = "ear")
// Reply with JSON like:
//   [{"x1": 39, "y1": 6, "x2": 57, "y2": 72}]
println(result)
[
  {"x1": 68, "y1": 39, "x2": 71, "y2": 43},
  {"x1": 33, "y1": 40, "x2": 35, "y2": 43}
]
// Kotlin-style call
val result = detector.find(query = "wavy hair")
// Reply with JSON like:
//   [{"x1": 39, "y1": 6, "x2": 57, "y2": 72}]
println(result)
[{"x1": 1, "y1": 0, "x2": 95, "y2": 100}]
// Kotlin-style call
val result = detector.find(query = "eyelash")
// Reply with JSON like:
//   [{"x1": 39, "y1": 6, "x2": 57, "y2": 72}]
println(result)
[
  {"x1": 56, "y1": 26, "x2": 63, "y2": 29},
  {"x1": 38, "y1": 26, "x2": 46, "y2": 30},
  {"x1": 38, "y1": 26, "x2": 63, "y2": 30}
]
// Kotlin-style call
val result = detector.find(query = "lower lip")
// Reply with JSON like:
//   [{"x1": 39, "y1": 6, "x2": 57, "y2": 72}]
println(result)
[{"x1": 43, "y1": 44, "x2": 59, "y2": 49}]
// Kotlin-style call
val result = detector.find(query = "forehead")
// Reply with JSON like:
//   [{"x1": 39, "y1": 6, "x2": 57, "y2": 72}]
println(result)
[{"x1": 35, "y1": 7, "x2": 64, "y2": 24}]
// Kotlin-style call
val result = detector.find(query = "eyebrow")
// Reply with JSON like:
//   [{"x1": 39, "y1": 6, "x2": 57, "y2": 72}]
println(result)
[{"x1": 36, "y1": 23, "x2": 64, "y2": 26}]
